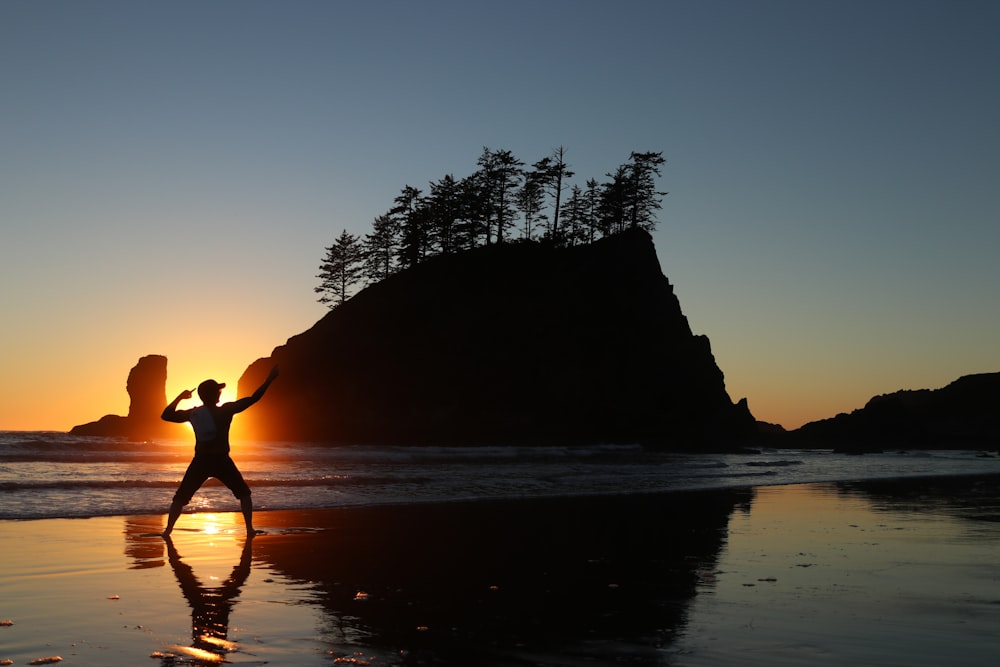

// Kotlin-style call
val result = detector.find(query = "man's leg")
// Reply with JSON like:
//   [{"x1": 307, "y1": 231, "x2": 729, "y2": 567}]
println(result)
[
  {"x1": 217, "y1": 456, "x2": 258, "y2": 537},
  {"x1": 240, "y1": 495, "x2": 256, "y2": 537},
  {"x1": 163, "y1": 458, "x2": 206, "y2": 537},
  {"x1": 162, "y1": 499, "x2": 185, "y2": 537}
]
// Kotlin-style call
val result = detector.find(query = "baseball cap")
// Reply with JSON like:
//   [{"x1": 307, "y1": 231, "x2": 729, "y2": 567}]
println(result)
[{"x1": 197, "y1": 379, "x2": 226, "y2": 401}]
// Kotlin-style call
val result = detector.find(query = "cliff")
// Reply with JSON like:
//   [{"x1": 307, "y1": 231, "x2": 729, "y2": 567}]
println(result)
[
  {"x1": 237, "y1": 229, "x2": 756, "y2": 448},
  {"x1": 70, "y1": 354, "x2": 185, "y2": 440},
  {"x1": 791, "y1": 372, "x2": 1000, "y2": 450}
]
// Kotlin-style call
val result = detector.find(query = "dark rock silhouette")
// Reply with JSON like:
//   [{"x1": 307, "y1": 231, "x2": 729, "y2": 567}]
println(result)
[
  {"x1": 237, "y1": 229, "x2": 756, "y2": 448},
  {"x1": 791, "y1": 372, "x2": 1000, "y2": 451},
  {"x1": 70, "y1": 355, "x2": 184, "y2": 440}
]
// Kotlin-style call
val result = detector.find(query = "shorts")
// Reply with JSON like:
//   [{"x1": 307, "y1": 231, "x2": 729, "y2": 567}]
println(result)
[{"x1": 172, "y1": 454, "x2": 251, "y2": 505}]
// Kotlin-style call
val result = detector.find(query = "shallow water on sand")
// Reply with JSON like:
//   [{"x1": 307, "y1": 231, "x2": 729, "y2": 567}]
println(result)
[
  {"x1": 2, "y1": 477, "x2": 999, "y2": 666},
  {"x1": 670, "y1": 478, "x2": 1000, "y2": 666},
  {"x1": 0, "y1": 515, "x2": 329, "y2": 666}
]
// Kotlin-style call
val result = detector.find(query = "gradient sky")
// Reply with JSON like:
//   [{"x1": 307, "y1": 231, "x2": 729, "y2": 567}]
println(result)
[{"x1": 2, "y1": 0, "x2": 998, "y2": 432}]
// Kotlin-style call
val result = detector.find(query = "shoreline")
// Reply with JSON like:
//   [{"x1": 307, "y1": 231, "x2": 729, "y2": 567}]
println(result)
[
  {"x1": 4, "y1": 466, "x2": 1000, "y2": 524},
  {"x1": 0, "y1": 462, "x2": 1000, "y2": 525},
  {"x1": 2, "y1": 477, "x2": 1000, "y2": 665}
]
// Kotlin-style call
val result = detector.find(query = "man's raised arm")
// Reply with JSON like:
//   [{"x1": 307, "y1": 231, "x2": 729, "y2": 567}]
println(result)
[{"x1": 231, "y1": 366, "x2": 279, "y2": 413}]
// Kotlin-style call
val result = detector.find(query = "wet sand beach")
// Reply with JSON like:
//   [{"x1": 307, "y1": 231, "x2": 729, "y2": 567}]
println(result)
[{"x1": 1, "y1": 476, "x2": 999, "y2": 666}]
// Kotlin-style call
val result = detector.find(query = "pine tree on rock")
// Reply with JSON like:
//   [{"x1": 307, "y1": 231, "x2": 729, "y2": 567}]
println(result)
[{"x1": 316, "y1": 229, "x2": 364, "y2": 309}]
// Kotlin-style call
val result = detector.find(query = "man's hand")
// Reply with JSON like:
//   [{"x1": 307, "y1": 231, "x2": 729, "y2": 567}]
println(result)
[{"x1": 176, "y1": 389, "x2": 194, "y2": 402}]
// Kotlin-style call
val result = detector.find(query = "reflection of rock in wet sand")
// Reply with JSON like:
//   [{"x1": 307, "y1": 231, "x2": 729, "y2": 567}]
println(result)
[{"x1": 252, "y1": 491, "x2": 750, "y2": 663}]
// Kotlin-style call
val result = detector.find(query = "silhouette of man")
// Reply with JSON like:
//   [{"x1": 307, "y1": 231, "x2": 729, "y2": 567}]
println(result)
[{"x1": 161, "y1": 367, "x2": 279, "y2": 538}]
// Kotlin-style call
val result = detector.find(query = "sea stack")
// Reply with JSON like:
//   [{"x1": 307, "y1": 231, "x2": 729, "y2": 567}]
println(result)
[
  {"x1": 70, "y1": 355, "x2": 184, "y2": 440},
  {"x1": 238, "y1": 229, "x2": 756, "y2": 448}
]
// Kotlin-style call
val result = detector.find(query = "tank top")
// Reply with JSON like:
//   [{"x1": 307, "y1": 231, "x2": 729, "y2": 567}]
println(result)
[{"x1": 190, "y1": 405, "x2": 233, "y2": 455}]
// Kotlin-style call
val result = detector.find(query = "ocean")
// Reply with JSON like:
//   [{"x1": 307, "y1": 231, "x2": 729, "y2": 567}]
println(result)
[{"x1": 3, "y1": 430, "x2": 1000, "y2": 521}]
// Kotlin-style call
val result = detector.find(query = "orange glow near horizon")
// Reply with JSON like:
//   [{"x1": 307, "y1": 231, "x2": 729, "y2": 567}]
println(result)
[
  {"x1": 0, "y1": 375, "x2": 923, "y2": 435},
  {"x1": 3, "y1": 363, "x2": 804, "y2": 433},
  {"x1": 1, "y1": 334, "x2": 271, "y2": 430},
  {"x1": 1, "y1": 340, "x2": 985, "y2": 434}
]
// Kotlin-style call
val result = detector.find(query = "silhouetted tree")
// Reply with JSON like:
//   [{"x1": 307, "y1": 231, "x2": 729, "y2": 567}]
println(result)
[
  {"x1": 561, "y1": 184, "x2": 586, "y2": 246},
  {"x1": 475, "y1": 148, "x2": 523, "y2": 245},
  {"x1": 541, "y1": 146, "x2": 574, "y2": 244},
  {"x1": 427, "y1": 174, "x2": 463, "y2": 254},
  {"x1": 314, "y1": 147, "x2": 666, "y2": 303},
  {"x1": 599, "y1": 165, "x2": 629, "y2": 234},
  {"x1": 517, "y1": 164, "x2": 548, "y2": 241},
  {"x1": 362, "y1": 213, "x2": 400, "y2": 284},
  {"x1": 624, "y1": 151, "x2": 667, "y2": 231},
  {"x1": 582, "y1": 178, "x2": 602, "y2": 243},
  {"x1": 493, "y1": 149, "x2": 524, "y2": 245},
  {"x1": 455, "y1": 174, "x2": 487, "y2": 249},
  {"x1": 393, "y1": 185, "x2": 430, "y2": 269},
  {"x1": 455, "y1": 171, "x2": 489, "y2": 249},
  {"x1": 316, "y1": 229, "x2": 364, "y2": 308},
  {"x1": 471, "y1": 148, "x2": 497, "y2": 245}
]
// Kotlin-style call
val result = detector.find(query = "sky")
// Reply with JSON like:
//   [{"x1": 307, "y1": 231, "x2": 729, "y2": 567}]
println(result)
[{"x1": 2, "y1": 0, "x2": 998, "y2": 432}]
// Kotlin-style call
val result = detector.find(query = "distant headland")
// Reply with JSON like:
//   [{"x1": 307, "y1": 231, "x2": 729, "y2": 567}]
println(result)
[{"x1": 787, "y1": 372, "x2": 1000, "y2": 452}]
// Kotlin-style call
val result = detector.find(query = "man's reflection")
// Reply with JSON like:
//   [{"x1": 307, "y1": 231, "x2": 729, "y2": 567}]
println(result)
[{"x1": 163, "y1": 537, "x2": 252, "y2": 663}]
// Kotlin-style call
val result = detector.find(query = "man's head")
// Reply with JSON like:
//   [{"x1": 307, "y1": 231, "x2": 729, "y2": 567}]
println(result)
[{"x1": 197, "y1": 379, "x2": 226, "y2": 404}]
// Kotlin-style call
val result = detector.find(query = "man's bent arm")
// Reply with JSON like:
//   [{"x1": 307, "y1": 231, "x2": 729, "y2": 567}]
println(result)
[{"x1": 162, "y1": 389, "x2": 194, "y2": 422}]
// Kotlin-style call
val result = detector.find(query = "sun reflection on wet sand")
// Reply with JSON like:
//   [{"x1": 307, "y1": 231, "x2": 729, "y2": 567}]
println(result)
[
  {"x1": 167, "y1": 645, "x2": 226, "y2": 663},
  {"x1": 195, "y1": 512, "x2": 240, "y2": 536}
]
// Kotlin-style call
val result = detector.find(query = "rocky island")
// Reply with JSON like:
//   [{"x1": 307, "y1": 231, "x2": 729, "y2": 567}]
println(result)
[
  {"x1": 72, "y1": 230, "x2": 757, "y2": 448},
  {"x1": 237, "y1": 228, "x2": 756, "y2": 448}
]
